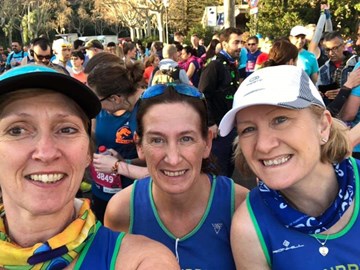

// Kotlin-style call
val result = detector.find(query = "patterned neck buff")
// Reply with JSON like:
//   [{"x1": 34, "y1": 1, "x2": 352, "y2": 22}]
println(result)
[
  {"x1": 0, "y1": 199, "x2": 97, "y2": 269},
  {"x1": 258, "y1": 158, "x2": 356, "y2": 234}
]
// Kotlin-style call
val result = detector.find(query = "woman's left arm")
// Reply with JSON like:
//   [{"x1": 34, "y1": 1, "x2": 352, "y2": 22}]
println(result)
[
  {"x1": 186, "y1": 62, "x2": 196, "y2": 79},
  {"x1": 92, "y1": 153, "x2": 148, "y2": 179}
]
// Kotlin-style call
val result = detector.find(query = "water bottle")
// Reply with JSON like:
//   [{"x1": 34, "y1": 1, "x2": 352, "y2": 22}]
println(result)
[
  {"x1": 98, "y1": 145, "x2": 111, "y2": 155},
  {"x1": 91, "y1": 145, "x2": 122, "y2": 191}
]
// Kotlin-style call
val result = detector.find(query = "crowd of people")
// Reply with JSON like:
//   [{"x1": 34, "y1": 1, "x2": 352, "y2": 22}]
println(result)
[{"x1": 1, "y1": 3, "x2": 360, "y2": 269}]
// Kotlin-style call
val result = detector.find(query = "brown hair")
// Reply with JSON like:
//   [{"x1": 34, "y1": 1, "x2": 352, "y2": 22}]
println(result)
[
  {"x1": 84, "y1": 52, "x2": 124, "y2": 74},
  {"x1": 263, "y1": 39, "x2": 298, "y2": 67},
  {"x1": 144, "y1": 54, "x2": 159, "y2": 68},
  {"x1": 234, "y1": 106, "x2": 350, "y2": 177},
  {"x1": 87, "y1": 61, "x2": 145, "y2": 98},
  {"x1": 136, "y1": 86, "x2": 219, "y2": 175},
  {"x1": 220, "y1": 27, "x2": 243, "y2": 43}
]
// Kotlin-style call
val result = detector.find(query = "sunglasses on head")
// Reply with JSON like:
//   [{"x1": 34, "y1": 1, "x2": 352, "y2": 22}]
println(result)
[
  {"x1": 141, "y1": 83, "x2": 208, "y2": 125},
  {"x1": 141, "y1": 83, "x2": 205, "y2": 100}
]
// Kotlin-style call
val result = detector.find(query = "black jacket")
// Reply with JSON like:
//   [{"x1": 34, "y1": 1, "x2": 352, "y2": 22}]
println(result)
[{"x1": 198, "y1": 53, "x2": 240, "y2": 126}]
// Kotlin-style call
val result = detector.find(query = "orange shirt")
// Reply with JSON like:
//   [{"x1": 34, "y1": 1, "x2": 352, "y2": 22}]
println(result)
[
  {"x1": 72, "y1": 71, "x2": 87, "y2": 84},
  {"x1": 143, "y1": 66, "x2": 155, "y2": 84}
]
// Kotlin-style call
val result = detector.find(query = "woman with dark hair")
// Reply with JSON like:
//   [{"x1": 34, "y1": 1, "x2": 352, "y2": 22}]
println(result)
[
  {"x1": 104, "y1": 83, "x2": 248, "y2": 269},
  {"x1": 123, "y1": 42, "x2": 137, "y2": 64},
  {"x1": 262, "y1": 39, "x2": 298, "y2": 67},
  {"x1": 180, "y1": 46, "x2": 201, "y2": 87},
  {"x1": 86, "y1": 58, "x2": 147, "y2": 223},
  {"x1": 143, "y1": 54, "x2": 160, "y2": 84},
  {"x1": 202, "y1": 39, "x2": 221, "y2": 66}
]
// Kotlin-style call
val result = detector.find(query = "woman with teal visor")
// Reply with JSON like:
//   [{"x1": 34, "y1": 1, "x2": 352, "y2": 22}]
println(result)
[{"x1": 0, "y1": 65, "x2": 179, "y2": 269}]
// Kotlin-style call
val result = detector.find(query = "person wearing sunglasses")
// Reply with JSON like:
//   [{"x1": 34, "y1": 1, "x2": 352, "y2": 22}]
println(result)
[
  {"x1": 31, "y1": 37, "x2": 52, "y2": 66},
  {"x1": 104, "y1": 83, "x2": 249, "y2": 269},
  {"x1": 245, "y1": 35, "x2": 261, "y2": 77},
  {"x1": 86, "y1": 59, "x2": 148, "y2": 224}
]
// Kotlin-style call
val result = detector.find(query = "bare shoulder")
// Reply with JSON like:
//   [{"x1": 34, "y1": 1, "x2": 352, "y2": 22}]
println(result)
[
  {"x1": 231, "y1": 200, "x2": 270, "y2": 270},
  {"x1": 104, "y1": 184, "x2": 133, "y2": 232},
  {"x1": 233, "y1": 183, "x2": 249, "y2": 209},
  {"x1": 115, "y1": 234, "x2": 180, "y2": 270}
]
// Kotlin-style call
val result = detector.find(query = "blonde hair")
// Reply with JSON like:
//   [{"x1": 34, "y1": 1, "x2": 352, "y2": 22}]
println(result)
[
  {"x1": 162, "y1": 44, "x2": 177, "y2": 59},
  {"x1": 234, "y1": 106, "x2": 350, "y2": 177}
]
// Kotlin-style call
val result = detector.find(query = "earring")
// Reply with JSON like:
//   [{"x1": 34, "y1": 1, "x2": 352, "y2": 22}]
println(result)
[{"x1": 321, "y1": 138, "x2": 328, "y2": 144}]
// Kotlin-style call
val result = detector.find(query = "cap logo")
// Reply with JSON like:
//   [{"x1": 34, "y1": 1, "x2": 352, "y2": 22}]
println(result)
[
  {"x1": 246, "y1": 75, "x2": 262, "y2": 87},
  {"x1": 248, "y1": 75, "x2": 260, "y2": 83}
]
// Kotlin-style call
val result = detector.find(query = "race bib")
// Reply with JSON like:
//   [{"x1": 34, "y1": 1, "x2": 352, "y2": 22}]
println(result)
[{"x1": 89, "y1": 163, "x2": 122, "y2": 194}]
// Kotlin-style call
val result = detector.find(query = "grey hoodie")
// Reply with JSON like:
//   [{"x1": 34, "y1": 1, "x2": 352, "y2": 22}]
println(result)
[{"x1": 148, "y1": 58, "x2": 190, "y2": 87}]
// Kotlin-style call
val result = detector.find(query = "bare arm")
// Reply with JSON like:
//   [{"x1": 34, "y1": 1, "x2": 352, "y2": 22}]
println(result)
[
  {"x1": 93, "y1": 152, "x2": 148, "y2": 179},
  {"x1": 341, "y1": 95, "x2": 360, "y2": 121},
  {"x1": 104, "y1": 186, "x2": 132, "y2": 232},
  {"x1": 311, "y1": 72, "x2": 319, "y2": 85},
  {"x1": 186, "y1": 62, "x2": 196, "y2": 79},
  {"x1": 234, "y1": 183, "x2": 249, "y2": 209},
  {"x1": 116, "y1": 234, "x2": 180, "y2": 270},
  {"x1": 231, "y1": 201, "x2": 270, "y2": 270},
  {"x1": 349, "y1": 123, "x2": 360, "y2": 149}
]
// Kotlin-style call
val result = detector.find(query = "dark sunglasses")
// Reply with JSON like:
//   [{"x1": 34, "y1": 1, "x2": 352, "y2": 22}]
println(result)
[
  {"x1": 247, "y1": 43, "x2": 257, "y2": 46},
  {"x1": 99, "y1": 94, "x2": 112, "y2": 102},
  {"x1": 34, "y1": 52, "x2": 52, "y2": 61}
]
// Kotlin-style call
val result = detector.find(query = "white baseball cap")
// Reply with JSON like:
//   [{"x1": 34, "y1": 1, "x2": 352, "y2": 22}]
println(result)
[
  {"x1": 218, "y1": 65, "x2": 325, "y2": 137},
  {"x1": 290, "y1": 25, "x2": 308, "y2": 36},
  {"x1": 52, "y1": 38, "x2": 72, "y2": 52}
]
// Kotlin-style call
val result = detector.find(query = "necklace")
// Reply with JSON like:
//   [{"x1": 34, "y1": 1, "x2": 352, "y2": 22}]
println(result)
[{"x1": 313, "y1": 233, "x2": 330, "y2": 256}]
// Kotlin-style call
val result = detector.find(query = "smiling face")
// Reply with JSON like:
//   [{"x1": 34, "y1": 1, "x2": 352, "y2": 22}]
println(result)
[
  {"x1": 0, "y1": 91, "x2": 91, "y2": 216},
  {"x1": 235, "y1": 105, "x2": 331, "y2": 191},
  {"x1": 136, "y1": 102, "x2": 212, "y2": 195}
]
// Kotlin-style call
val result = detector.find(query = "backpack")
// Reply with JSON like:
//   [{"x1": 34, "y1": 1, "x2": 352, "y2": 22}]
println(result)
[{"x1": 151, "y1": 66, "x2": 180, "y2": 86}]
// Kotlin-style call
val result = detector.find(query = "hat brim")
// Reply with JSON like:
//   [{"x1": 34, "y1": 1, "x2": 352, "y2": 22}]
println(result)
[{"x1": 0, "y1": 71, "x2": 101, "y2": 119}]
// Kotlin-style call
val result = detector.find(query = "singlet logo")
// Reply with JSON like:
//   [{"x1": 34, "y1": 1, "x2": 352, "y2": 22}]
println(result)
[
  {"x1": 272, "y1": 240, "x2": 304, "y2": 254},
  {"x1": 116, "y1": 126, "x2": 133, "y2": 144},
  {"x1": 212, "y1": 223, "x2": 223, "y2": 234}
]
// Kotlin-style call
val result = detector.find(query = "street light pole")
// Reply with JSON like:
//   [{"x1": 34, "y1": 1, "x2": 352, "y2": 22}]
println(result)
[{"x1": 163, "y1": 0, "x2": 169, "y2": 44}]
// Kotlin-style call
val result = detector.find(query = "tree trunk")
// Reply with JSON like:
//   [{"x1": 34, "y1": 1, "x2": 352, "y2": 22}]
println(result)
[
  {"x1": 130, "y1": 27, "x2": 135, "y2": 41},
  {"x1": 156, "y1": 12, "x2": 164, "y2": 42},
  {"x1": 146, "y1": 17, "x2": 151, "y2": 37},
  {"x1": 224, "y1": 0, "x2": 236, "y2": 28}
]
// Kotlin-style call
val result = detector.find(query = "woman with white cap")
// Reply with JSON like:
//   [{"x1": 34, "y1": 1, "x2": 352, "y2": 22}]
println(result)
[
  {"x1": 219, "y1": 65, "x2": 359, "y2": 269},
  {"x1": 0, "y1": 65, "x2": 179, "y2": 269}
]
